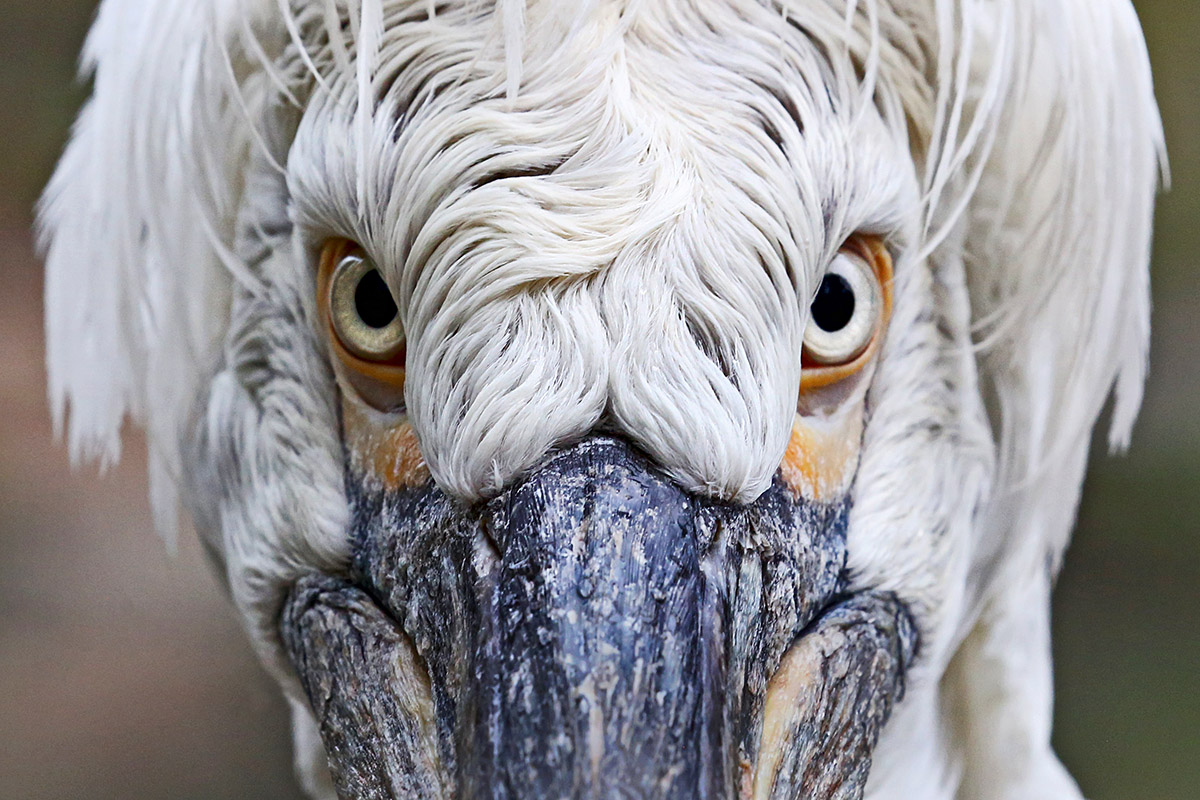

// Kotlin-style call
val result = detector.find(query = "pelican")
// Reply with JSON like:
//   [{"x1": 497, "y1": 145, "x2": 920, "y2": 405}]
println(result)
[{"x1": 37, "y1": 0, "x2": 1163, "y2": 798}]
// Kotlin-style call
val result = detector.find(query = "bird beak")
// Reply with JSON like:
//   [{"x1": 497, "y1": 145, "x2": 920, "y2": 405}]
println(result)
[{"x1": 281, "y1": 436, "x2": 916, "y2": 799}]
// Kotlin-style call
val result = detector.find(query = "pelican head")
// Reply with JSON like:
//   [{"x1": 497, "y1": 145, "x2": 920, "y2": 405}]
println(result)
[{"x1": 38, "y1": 1, "x2": 1162, "y2": 798}]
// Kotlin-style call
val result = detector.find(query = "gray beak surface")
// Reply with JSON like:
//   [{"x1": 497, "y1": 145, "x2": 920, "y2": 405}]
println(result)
[{"x1": 282, "y1": 437, "x2": 916, "y2": 799}]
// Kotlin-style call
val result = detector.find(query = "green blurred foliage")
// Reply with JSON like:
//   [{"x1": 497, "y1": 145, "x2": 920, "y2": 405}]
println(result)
[{"x1": 0, "y1": 1, "x2": 1194, "y2": 798}]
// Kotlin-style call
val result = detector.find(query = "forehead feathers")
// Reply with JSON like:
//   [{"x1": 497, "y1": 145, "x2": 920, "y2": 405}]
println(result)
[
  {"x1": 38, "y1": 0, "x2": 1161, "y2": 536},
  {"x1": 287, "y1": 0, "x2": 919, "y2": 500}
]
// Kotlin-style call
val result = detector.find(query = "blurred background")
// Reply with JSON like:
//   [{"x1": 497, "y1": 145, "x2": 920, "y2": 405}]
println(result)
[{"x1": 0, "y1": 1, "x2": 1195, "y2": 798}]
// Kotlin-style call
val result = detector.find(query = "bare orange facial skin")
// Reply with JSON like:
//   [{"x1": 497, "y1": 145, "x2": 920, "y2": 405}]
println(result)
[
  {"x1": 341, "y1": 402, "x2": 431, "y2": 490},
  {"x1": 783, "y1": 234, "x2": 892, "y2": 500},
  {"x1": 318, "y1": 238, "x2": 429, "y2": 490},
  {"x1": 779, "y1": 413, "x2": 864, "y2": 502}
]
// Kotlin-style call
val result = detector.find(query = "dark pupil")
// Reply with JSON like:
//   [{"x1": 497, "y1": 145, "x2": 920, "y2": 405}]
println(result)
[
  {"x1": 354, "y1": 269, "x2": 399, "y2": 329},
  {"x1": 811, "y1": 273, "x2": 856, "y2": 333}
]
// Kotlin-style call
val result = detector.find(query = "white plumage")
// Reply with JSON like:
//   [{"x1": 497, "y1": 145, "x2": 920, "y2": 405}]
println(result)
[{"x1": 38, "y1": 1, "x2": 1163, "y2": 797}]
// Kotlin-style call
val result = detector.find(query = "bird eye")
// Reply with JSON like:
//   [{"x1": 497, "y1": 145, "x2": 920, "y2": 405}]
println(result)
[
  {"x1": 804, "y1": 251, "x2": 879, "y2": 365},
  {"x1": 801, "y1": 236, "x2": 892, "y2": 390},
  {"x1": 318, "y1": 239, "x2": 406, "y2": 412},
  {"x1": 329, "y1": 252, "x2": 405, "y2": 361}
]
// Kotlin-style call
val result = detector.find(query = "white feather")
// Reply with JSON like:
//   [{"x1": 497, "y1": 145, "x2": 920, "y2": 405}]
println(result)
[{"x1": 38, "y1": 1, "x2": 1163, "y2": 797}]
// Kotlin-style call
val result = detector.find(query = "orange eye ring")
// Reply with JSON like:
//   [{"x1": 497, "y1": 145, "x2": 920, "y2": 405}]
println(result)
[
  {"x1": 317, "y1": 238, "x2": 407, "y2": 412},
  {"x1": 799, "y1": 235, "x2": 893, "y2": 392}
]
